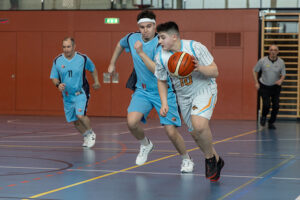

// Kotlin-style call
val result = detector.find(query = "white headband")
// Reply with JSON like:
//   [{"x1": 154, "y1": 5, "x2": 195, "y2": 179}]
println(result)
[{"x1": 137, "y1": 18, "x2": 156, "y2": 24}]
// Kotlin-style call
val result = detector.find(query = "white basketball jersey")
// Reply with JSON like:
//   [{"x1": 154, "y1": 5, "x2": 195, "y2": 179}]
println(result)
[{"x1": 155, "y1": 40, "x2": 217, "y2": 105}]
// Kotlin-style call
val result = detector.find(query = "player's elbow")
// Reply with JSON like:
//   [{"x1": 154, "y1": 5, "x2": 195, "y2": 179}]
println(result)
[
  {"x1": 213, "y1": 68, "x2": 219, "y2": 78},
  {"x1": 210, "y1": 62, "x2": 218, "y2": 78},
  {"x1": 210, "y1": 66, "x2": 219, "y2": 78}
]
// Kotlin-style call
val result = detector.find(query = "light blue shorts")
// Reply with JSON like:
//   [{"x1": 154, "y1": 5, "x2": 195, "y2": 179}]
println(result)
[
  {"x1": 63, "y1": 93, "x2": 89, "y2": 122},
  {"x1": 128, "y1": 89, "x2": 181, "y2": 126}
]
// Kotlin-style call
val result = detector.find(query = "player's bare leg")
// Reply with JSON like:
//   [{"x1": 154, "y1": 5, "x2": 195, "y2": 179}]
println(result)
[
  {"x1": 165, "y1": 125, "x2": 194, "y2": 173},
  {"x1": 77, "y1": 115, "x2": 92, "y2": 131},
  {"x1": 191, "y1": 115, "x2": 224, "y2": 180},
  {"x1": 127, "y1": 112, "x2": 145, "y2": 140},
  {"x1": 127, "y1": 112, "x2": 153, "y2": 165},
  {"x1": 76, "y1": 115, "x2": 95, "y2": 148},
  {"x1": 164, "y1": 125, "x2": 187, "y2": 155},
  {"x1": 73, "y1": 119, "x2": 86, "y2": 134},
  {"x1": 190, "y1": 115, "x2": 218, "y2": 160}
]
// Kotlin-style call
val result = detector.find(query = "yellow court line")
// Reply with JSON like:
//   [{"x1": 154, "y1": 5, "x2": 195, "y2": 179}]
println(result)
[
  {"x1": 23, "y1": 128, "x2": 260, "y2": 200},
  {"x1": 218, "y1": 155, "x2": 295, "y2": 200}
]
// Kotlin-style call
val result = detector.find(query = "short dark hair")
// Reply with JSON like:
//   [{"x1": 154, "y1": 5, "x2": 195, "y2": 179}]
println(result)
[
  {"x1": 63, "y1": 37, "x2": 75, "y2": 46},
  {"x1": 137, "y1": 10, "x2": 156, "y2": 21},
  {"x1": 157, "y1": 21, "x2": 179, "y2": 35}
]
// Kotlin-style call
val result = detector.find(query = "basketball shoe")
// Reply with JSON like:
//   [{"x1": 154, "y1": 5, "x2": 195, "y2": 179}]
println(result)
[
  {"x1": 205, "y1": 155, "x2": 218, "y2": 179},
  {"x1": 210, "y1": 157, "x2": 224, "y2": 182},
  {"x1": 82, "y1": 130, "x2": 96, "y2": 148},
  {"x1": 136, "y1": 140, "x2": 154, "y2": 165},
  {"x1": 181, "y1": 158, "x2": 194, "y2": 173}
]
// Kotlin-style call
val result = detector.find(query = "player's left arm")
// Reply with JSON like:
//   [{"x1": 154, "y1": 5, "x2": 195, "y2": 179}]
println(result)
[
  {"x1": 192, "y1": 42, "x2": 218, "y2": 78},
  {"x1": 86, "y1": 57, "x2": 100, "y2": 90},
  {"x1": 194, "y1": 61, "x2": 219, "y2": 78},
  {"x1": 134, "y1": 40, "x2": 156, "y2": 73},
  {"x1": 276, "y1": 61, "x2": 286, "y2": 86},
  {"x1": 91, "y1": 67, "x2": 101, "y2": 90}
]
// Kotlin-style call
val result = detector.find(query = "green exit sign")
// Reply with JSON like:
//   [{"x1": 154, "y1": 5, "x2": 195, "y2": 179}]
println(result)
[{"x1": 105, "y1": 18, "x2": 120, "y2": 24}]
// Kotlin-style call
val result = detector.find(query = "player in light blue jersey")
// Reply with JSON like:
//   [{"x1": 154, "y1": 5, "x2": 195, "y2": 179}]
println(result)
[
  {"x1": 108, "y1": 10, "x2": 194, "y2": 172},
  {"x1": 155, "y1": 21, "x2": 224, "y2": 181},
  {"x1": 50, "y1": 37, "x2": 100, "y2": 148}
]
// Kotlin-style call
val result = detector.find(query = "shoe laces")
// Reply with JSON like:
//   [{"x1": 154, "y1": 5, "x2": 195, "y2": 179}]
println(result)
[
  {"x1": 139, "y1": 144, "x2": 149, "y2": 156},
  {"x1": 206, "y1": 156, "x2": 216, "y2": 169},
  {"x1": 182, "y1": 159, "x2": 191, "y2": 167}
]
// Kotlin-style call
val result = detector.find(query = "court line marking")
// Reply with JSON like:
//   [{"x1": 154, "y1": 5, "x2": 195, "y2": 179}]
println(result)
[
  {"x1": 22, "y1": 129, "x2": 259, "y2": 200},
  {"x1": 295, "y1": 195, "x2": 300, "y2": 200},
  {"x1": 1, "y1": 140, "x2": 127, "y2": 190},
  {"x1": 3, "y1": 138, "x2": 300, "y2": 143},
  {"x1": 8, "y1": 167, "x2": 298, "y2": 182},
  {"x1": 6, "y1": 119, "x2": 128, "y2": 126},
  {"x1": 273, "y1": 177, "x2": 300, "y2": 181},
  {"x1": 0, "y1": 152, "x2": 295, "y2": 172},
  {"x1": 217, "y1": 155, "x2": 295, "y2": 200},
  {"x1": 0, "y1": 126, "x2": 163, "y2": 137},
  {"x1": 0, "y1": 144, "x2": 180, "y2": 153},
  {"x1": 117, "y1": 126, "x2": 164, "y2": 135}
]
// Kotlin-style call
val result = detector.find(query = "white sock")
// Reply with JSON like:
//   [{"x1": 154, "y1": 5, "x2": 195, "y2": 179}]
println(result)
[
  {"x1": 181, "y1": 154, "x2": 190, "y2": 160},
  {"x1": 83, "y1": 129, "x2": 92, "y2": 137},
  {"x1": 83, "y1": 130, "x2": 89, "y2": 137},
  {"x1": 140, "y1": 137, "x2": 150, "y2": 146}
]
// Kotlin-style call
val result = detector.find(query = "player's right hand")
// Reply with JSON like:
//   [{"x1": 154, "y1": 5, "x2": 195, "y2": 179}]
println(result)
[
  {"x1": 58, "y1": 83, "x2": 65, "y2": 92},
  {"x1": 134, "y1": 41, "x2": 143, "y2": 54},
  {"x1": 108, "y1": 64, "x2": 115, "y2": 74},
  {"x1": 160, "y1": 104, "x2": 169, "y2": 117},
  {"x1": 255, "y1": 83, "x2": 260, "y2": 90}
]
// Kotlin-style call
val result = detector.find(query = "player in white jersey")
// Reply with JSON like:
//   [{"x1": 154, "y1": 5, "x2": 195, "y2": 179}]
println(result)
[{"x1": 155, "y1": 21, "x2": 224, "y2": 181}]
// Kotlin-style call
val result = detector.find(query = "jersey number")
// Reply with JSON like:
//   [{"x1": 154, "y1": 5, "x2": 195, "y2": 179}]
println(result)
[
  {"x1": 68, "y1": 70, "x2": 72, "y2": 77},
  {"x1": 179, "y1": 76, "x2": 193, "y2": 87}
]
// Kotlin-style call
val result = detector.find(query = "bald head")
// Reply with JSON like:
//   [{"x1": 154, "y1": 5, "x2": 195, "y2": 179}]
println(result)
[{"x1": 268, "y1": 44, "x2": 279, "y2": 60}]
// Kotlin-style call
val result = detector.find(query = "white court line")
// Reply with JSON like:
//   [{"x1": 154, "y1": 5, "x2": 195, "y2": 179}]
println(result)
[
  {"x1": 0, "y1": 130, "x2": 37, "y2": 133},
  {"x1": 1, "y1": 165, "x2": 299, "y2": 182},
  {"x1": 296, "y1": 195, "x2": 300, "y2": 200},
  {"x1": 226, "y1": 138, "x2": 300, "y2": 142},
  {"x1": 0, "y1": 138, "x2": 299, "y2": 143},
  {"x1": 272, "y1": 177, "x2": 300, "y2": 181},
  {"x1": 0, "y1": 166, "x2": 266, "y2": 179},
  {"x1": 116, "y1": 126, "x2": 164, "y2": 135},
  {"x1": 6, "y1": 119, "x2": 128, "y2": 126},
  {"x1": 0, "y1": 140, "x2": 195, "y2": 144},
  {"x1": 4, "y1": 132, "x2": 79, "y2": 138},
  {"x1": 0, "y1": 125, "x2": 163, "y2": 137}
]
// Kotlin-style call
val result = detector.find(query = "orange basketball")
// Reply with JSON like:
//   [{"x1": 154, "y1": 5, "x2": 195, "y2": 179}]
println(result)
[{"x1": 168, "y1": 52, "x2": 194, "y2": 77}]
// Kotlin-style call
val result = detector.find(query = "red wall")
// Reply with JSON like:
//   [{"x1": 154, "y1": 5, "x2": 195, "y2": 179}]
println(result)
[{"x1": 0, "y1": 9, "x2": 259, "y2": 120}]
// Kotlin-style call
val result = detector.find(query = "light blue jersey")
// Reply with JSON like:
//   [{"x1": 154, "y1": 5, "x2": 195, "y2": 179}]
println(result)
[
  {"x1": 50, "y1": 52, "x2": 95, "y2": 98},
  {"x1": 120, "y1": 32, "x2": 173, "y2": 93},
  {"x1": 120, "y1": 32, "x2": 181, "y2": 126},
  {"x1": 50, "y1": 52, "x2": 95, "y2": 122}
]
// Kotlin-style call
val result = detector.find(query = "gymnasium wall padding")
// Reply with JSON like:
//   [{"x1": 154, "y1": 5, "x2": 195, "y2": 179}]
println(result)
[{"x1": 0, "y1": 10, "x2": 259, "y2": 120}]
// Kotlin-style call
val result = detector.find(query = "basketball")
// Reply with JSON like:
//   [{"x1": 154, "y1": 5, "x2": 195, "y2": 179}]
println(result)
[{"x1": 168, "y1": 52, "x2": 195, "y2": 77}]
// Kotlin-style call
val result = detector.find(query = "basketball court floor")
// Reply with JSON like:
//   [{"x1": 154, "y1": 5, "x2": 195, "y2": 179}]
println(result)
[{"x1": 0, "y1": 115, "x2": 299, "y2": 200}]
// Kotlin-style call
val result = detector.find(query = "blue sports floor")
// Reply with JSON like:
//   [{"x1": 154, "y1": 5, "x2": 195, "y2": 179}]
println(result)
[{"x1": 0, "y1": 115, "x2": 299, "y2": 200}]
